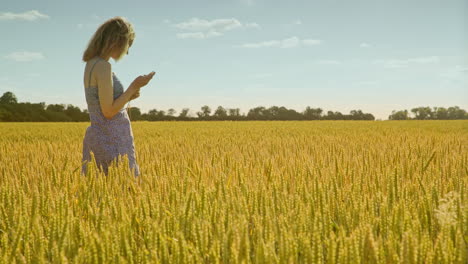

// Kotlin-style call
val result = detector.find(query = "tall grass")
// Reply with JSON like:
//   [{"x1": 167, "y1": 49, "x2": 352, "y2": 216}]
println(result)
[{"x1": 0, "y1": 121, "x2": 466, "y2": 263}]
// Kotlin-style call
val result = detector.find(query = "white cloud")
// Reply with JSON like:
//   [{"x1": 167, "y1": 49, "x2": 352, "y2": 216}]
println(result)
[
  {"x1": 0, "y1": 10, "x2": 49, "y2": 21},
  {"x1": 176, "y1": 31, "x2": 223, "y2": 39},
  {"x1": 239, "y1": 37, "x2": 322, "y2": 48},
  {"x1": 206, "y1": 31, "x2": 223, "y2": 38},
  {"x1": 373, "y1": 56, "x2": 440, "y2": 68},
  {"x1": 303, "y1": 39, "x2": 322, "y2": 45},
  {"x1": 5, "y1": 51, "x2": 45, "y2": 62},
  {"x1": 240, "y1": 40, "x2": 278, "y2": 48},
  {"x1": 282, "y1": 37, "x2": 300, "y2": 48},
  {"x1": 174, "y1": 18, "x2": 242, "y2": 32},
  {"x1": 245, "y1": 22, "x2": 260, "y2": 29},
  {"x1": 173, "y1": 17, "x2": 259, "y2": 39},
  {"x1": 360, "y1": 43, "x2": 371, "y2": 48},
  {"x1": 176, "y1": 32, "x2": 206, "y2": 39}
]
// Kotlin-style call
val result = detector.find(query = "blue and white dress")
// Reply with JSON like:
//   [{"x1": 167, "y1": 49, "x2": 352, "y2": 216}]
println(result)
[{"x1": 81, "y1": 57, "x2": 140, "y2": 176}]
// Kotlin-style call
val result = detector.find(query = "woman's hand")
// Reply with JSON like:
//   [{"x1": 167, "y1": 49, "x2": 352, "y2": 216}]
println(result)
[
  {"x1": 131, "y1": 71, "x2": 156, "y2": 89},
  {"x1": 129, "y1": 89, "x2": 140, "y2": 101}
]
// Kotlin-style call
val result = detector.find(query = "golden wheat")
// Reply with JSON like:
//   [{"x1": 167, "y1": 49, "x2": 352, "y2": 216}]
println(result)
[{"x1": 0, "y1": 121, "x2": 466, "y2": 263}]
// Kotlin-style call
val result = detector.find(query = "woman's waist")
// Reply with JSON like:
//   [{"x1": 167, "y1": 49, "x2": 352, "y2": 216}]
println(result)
[
  {"x1": 88, "y1": 109, "x2": 129, "y2": 124},
  {"x1": 87, "y1": 103, "x2": 126, "y2": 113}
]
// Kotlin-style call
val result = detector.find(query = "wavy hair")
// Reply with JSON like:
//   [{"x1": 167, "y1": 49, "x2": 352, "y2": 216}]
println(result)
[{"x1": 82, "y1": 16, "x2": 135, "y2": 62}]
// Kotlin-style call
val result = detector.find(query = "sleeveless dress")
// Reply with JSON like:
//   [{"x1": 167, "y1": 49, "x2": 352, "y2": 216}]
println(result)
[{"x1": 81, "y1": 57, "x2": 140, "y2": 177}]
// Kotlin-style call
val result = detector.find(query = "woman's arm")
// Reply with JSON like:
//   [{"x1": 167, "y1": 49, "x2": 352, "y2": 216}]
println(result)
[{"x1": 95, "y1": 61, "x2": 138, "y2": 120}]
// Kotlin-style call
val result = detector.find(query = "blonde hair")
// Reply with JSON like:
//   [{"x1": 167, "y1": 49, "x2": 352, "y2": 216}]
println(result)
[{"x1": 82, "y1": 16, "x2": 135, "y2": 62}]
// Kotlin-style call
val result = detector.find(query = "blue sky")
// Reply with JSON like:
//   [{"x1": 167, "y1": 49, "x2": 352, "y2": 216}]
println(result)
[{"x1": 1, "y1": 0, "x2": 467, "y2": 119}]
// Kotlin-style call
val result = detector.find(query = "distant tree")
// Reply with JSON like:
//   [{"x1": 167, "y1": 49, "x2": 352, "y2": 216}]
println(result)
[
  {"x1": 324, "y1": 111, "x2": 344, "y2": 120},
  {"x1": 433, "y1": 107, "x2": 448, "y2": 120},
  {"x1": 0, "y1": 92, "x2": 18, "y2": 104},
  {"x1": 349, "y1": 110, "x2": 372, "y2": 120},
  {"x1": 350, "y1": 110, "x2": 362, "y2": 118},
  {"x1": 1, "y1": 91, "x2": 467, "y2": 122},
  {"x1": 266, "y1": 106, "x2": 279, "y2": 119},
  {"x1": 146, "y1": 109, "x2": 158, "y2": 121},
  {"x1": 201, "y1": 105, "x2": 211, "y2": 117},
  {"x1": 39, "y1": 102, "x2": 46, "y2": 110},
  {"x1": 227, "y1": 108, "x2": 242, "y2": 120},
  {"x1": 167, "y1": 108, "x2": 176, "y2": 117},
  {"x1": 213, "y1": 106, "x2": 228, "y2": 119},
  {"x1": 65, "y1": 104, "x2": 86, "y2": 121},
  {"x1": 146, "y1": 109, "x2": 166, "y2": 121},
  {"x1": 196, "y1": 105, "x2": 211, "y2": 119},
  {"x1": 179, "y1": 108, "x2": 190, "y2": 119},
  {"x1": 0, "y1": 108, "x2": 8, "y2": 121},
  {"x1": 247, "y1": 106, "x2": 267, "y2": 120},
  {"x1": 411, "y1": 107, "x2": 433, "y2": 120},
  {"x1": 389, "y1": 110, "x2": 410, "y2": 120},
  {"x1": 362, "y1": 113, "x2": 375, "y2": 120},
  {"x1": 447, "y1": 106, "x2": 467, "y2": 119},
  {"x1": 273, "y1": 106, "x2": 302, "y2": 120},
  {"x1": 128, "y1": 107, "x2": 142, "y2": 120},
  {"x1": 303, "y1": 107, "x2": 323, "y2": 120},
  {"x1": 43, "y1": 104, "x2": 71, "y2": 121},
  {"x1": 157, "y1": 110, "x2": 166, "y2": 118},
  {"x1": 228, "y1": 108, "x2": 240, "y2": 117},
  {"x1": 46, "y1": 104, "x2": 66, "y2": 113}
]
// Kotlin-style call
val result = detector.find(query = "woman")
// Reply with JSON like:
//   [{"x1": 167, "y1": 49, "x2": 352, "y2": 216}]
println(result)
[{"x1": 81, "y1": 16, "x2": 155, "y2": 177}]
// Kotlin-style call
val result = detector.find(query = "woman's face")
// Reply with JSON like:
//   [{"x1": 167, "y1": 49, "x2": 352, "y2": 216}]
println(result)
[{"x1": 111, "y1": 39, "x2": 132, "y2": 60}]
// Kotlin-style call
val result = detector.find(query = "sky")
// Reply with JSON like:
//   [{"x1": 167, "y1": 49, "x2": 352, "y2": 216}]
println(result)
[{"x1": 1, "y1": 0, "x2": 467, "y2": 120}]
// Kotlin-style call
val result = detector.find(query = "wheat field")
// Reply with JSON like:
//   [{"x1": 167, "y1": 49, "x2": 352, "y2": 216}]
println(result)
[{"x1": 0, "y1": 121, "x2": 466, "y2": 263}]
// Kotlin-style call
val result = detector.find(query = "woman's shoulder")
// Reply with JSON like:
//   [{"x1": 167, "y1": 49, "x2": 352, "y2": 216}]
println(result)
[
  {"x1": 85, "y1": 58, "x2": 113, "y2": 87},
  {"x1": 90, "y1": 58, "x2": 112, "y2": 75}
]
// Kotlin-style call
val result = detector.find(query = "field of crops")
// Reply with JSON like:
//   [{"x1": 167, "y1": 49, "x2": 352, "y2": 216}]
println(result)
[{"x1": 0, "y1": 121, "x2": 466, "y2": 263}]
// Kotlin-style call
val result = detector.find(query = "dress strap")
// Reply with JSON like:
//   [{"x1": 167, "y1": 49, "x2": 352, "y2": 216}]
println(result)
[{"x1": 88, "y1": 57, "x2": 102, "y2": 87}]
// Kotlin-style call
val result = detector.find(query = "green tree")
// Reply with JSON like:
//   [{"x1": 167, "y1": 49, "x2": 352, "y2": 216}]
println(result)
[
  {"x1": 128, "y1": 107, "x2": 142, "y2": 120},
  {"x1": 179, "y1": 108, "x2": 190, "y2": 118},
  {"x1": 196, "y1": 105, "x2": 211, "y2": 119},
  {"x1": 0, "y1": 91, "x2": 18, "y2": 104},
  {"x1": 447, "y1": 106, "x2": 467, "y2": 119},
  {"x1": 433, "y1": 107, "x2": 448, "y2": 119},
  {"x1": 228, "y1": 108, "x2": 240, "y2": 117},
  {"x1": 213, "y1": 106, "x2": 228, "y2": 119},
  {"x1": 389, "y1": 110, "x2": 410, "y2": 120},
  {"x1": 167, "y1": 108, "x2": 176, "y2": 117},
  {"x1": 247, "y1": 106, "x2": 267, "y2": 120},
  {"x1": 46, "y1": 104, "x2": 66, "y2": 112},
  {"x1": 303, "y1": 107, "x2": 323, "y2": 120},
  {"x1": 411, "y1": 107, "x2": 433, "y2": 120}
]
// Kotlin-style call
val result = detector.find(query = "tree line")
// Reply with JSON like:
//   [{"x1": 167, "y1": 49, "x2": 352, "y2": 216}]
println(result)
[
  {"x1": 388, "y1": 107, "x2": 468, "y2": 120},
  {"x1": 0, "y1": 91, "x2": 466, "y2": 122}
]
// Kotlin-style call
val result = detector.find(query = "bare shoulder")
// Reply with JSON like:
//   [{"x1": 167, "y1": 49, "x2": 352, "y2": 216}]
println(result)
[
  {"x1": 86, "y1": 58, "x2": 112, "y2": 87},
  {"x1": 93, "y1": 59, "x2": 112, "y2": 75}
]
